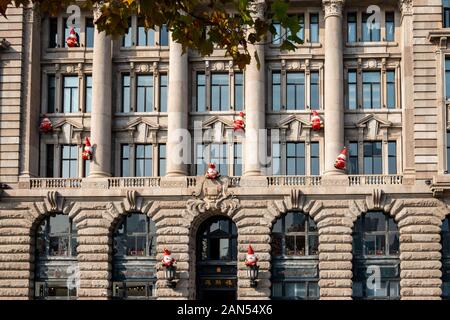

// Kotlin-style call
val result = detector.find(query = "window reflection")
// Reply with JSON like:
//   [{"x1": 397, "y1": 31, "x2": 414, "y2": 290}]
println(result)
[
  {"x1": 198, "y1": 217, "x2": 237, "y2": 262},
  {"x1": 113, "y1": 214, "x2": 156, "y2": 257},
  {"x1": 36, "y1": 215, "x2": 77, "y2": 257}
]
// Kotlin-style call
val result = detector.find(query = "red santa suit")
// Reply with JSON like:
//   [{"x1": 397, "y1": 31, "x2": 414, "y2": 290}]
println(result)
[
  {"x1": 82, "y1": 137, "x2": 93, "y2": 160},
  {"x1": 162, "y1": 248, "x2": 176, "y2": 267},
  {"x1": 245, "y1": 245, "x2": 258, "y2": 267},
  {"x1": 205, "y1": 163, "x2": 220, "y2": 179},
  {"x1": 334, "y1": 147, "x2": 347, "y2": 170},
  {"x1": 40, "y1": 117, "x2": 53, "y2": 134},
  {"x1": 66, "y1": 26, "x2": 80, "y2": 48},
  {"x1": 311, "y1": 110, "x2": 323, "y2": 131},
  {"x1": 233, "y1": 112, "x2": 246, "y2": 131}
]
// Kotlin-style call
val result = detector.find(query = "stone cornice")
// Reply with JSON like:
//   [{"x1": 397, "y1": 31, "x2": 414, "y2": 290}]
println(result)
[{"x1": 322, "y1": 0, "x2": 345, "y2": 19}]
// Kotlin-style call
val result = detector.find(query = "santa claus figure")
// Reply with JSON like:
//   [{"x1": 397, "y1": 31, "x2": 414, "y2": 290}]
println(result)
[
  {"x1": 233, "y1": 112, "x2": 246, "y2": 131},
  {"x1": 311, "y1": 110, "x2": 323, "y2": 131},
  {"x1": 205, "y1": 163, "x2": 220, "y2": 180},
  {"x1": 82, "y1": 137, "x2": 93, "y2": 161},
  {"x1": 39, "y1": 117, "x2": 53, "y2": 134},
  {"x1": 245, "y1": 245, "x2": 258, "y2": 267},
  {"x1": 66, "y1": 26, "x2": 80, "y2": 48},
  {"x1": 334, "y1": 147, "x2": 347, "y2": 170},
  {"x1": 162, "y1": 248, "x2": 176, "y2": 267}
]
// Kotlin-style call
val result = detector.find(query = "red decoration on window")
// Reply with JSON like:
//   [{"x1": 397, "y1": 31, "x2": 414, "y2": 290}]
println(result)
[
  {"x1": 66, "y1": 26, "x2": 80, "y2": 48},
  {"x1": 82, "y1": 137, "x2": 93, "y2": 160},
  {"x1": 205, "y1": 163, "x2": 220, "y2": 180},
  {"x1": 311, "y1": 110, "x2": 323, "y2": 131},
  {"x1": 162, "y1": 248, "x2": 176, "y2": 267},
  {"x1": 244, "y1": 245, "x2": 258, "y2": 267},
  {"x1": 334, "y1": 147, "x2": 347, "y2": 170},
  {"x1": 233, "y1": 111, "x2": 246, "y2": 131},
  {"x1": 39, "y1": 117, "x2": 53, "y2": 134}
]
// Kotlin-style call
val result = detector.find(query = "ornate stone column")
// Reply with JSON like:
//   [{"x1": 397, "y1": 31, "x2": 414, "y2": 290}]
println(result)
[
  {"x1": 166, "y1": 33, "x2": 189, "y2": 177},
  {"x1": 399, "y1": 0, "x2": 416, "y2": 179},
  {"x1": 89, "y1": 6, "x2": 112, "y2": 177},
  {"x1": 244, "y1": 1, "x2": 266, "y2": 176},
  {"x1": 322, "y1": 0, "x2": 345, "y2": 175}
]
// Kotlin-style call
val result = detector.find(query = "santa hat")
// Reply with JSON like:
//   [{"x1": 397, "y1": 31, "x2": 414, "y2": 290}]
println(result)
[
  {"x1": 247, "y1": 245, "x2": 255, "y2": 255},
  {"x1": 163, "y1": 248, "x2": 172, "y2": 256},
  {"x1": 337, "y1": 147, "x2": 347, "y2": 160},
  {"x1": 238, "y1": 111, "x2": 245, "y2": 117},
  {"x1": 84, "y1": 137, "x2": 91, "y2": 147},
  {"x1": 208, "y1": 163, "x2": 216, "y2": 169},
  {"x1": 312, "y1": 110, "x2": 319, "y2": 117}
]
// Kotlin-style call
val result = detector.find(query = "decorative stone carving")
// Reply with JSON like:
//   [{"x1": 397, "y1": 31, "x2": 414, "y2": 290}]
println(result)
[
  {"x1": 363, "y1": 59, "x2": 381, "y2": 69},
  {"x1": 126, "y1": 190, "x2": 140, "y2": 212},
  {"x1": 286, "y1": 60, "x2": 302, "y2": 71},
  {"x1": 289, "y1": 189, "x2": 305, "y2": 210},
  {"x1": 322, "y1": 0, "x2": 345, "y2": 19},
  {"x1": 399, "y1": 0, "x2": 413, "y2": 16},
  {"x1": 46, "y1": 191, "x2": 59, "y2": 212},
  {"x1": 367, "y1": 189, "x2": 385, "y2": 210},
  {"x1": 186, "y1": 176, "x2": 240, "y2": 216}
]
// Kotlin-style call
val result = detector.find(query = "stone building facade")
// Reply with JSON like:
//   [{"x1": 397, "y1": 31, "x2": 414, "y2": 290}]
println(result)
[{"x1": 1, "y1": 0, "x2": 450, "y2": 300}]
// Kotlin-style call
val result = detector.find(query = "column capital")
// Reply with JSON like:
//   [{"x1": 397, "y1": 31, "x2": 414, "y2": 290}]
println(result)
[
  {"x1": 322, "y1": 0, "x2": 345, "y2": 19},
  {"x1": 399, "y1": 0, "x2": 413, "y2": 16},
  {"x1": 250, "y1": 0, "x2": 266, "y2": 19},
  {"x1": 93, "y1": 2, "x2": 104, "y2": 22}
]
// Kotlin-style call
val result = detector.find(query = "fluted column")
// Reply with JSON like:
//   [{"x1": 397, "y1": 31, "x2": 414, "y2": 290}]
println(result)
[
  {"x1": 244, "y1": 1, "x2": 266, "y2": 176},
  {"x1": 323, "y1": 0, "x2": 345, "y2": 175},
  {"x1": 166, "y1": 33, "x2": 188, "y2": 176},
  {"x1": 89, "y1": 8, "x2": 112, "y2": 178}
]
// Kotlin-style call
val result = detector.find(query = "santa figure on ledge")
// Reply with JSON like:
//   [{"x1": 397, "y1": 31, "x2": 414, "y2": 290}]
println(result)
[
  {"x1": 244, "y1": 245, "x2": 258, "y2": 267},
  {"x1": 39, "y1": 117, "x2": 53, "y2": 134},
  {"x1": 205, "y1": 163, "x2": 220, "y2": 180},
  {"x1": 82, "y1": 137, "x2": 93, "y2": 161},
  {"x1": 162, "y1": 248, "x2": 176, "y2": 267},
  {"x1": 233, "y1": 111, "x2": 246, "y2": 132},
  {"x1": 66, "y1": 26, "x2": 80, "y2": 48},
  {"x1": 334, "y1": 147, "x2": 347, "y2": 170},
  {"x1": 311, "y1": 110, "x2": 323, "y2": 131}
]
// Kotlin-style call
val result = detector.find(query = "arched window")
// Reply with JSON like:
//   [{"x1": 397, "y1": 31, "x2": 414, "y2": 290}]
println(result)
[
  {"x1": 112, "y1": 213, "x2": 157, "y2": 300},
  {"x1": 442, "y1": 217, "x2": 450, "y2": 299},
  {"x1": 34, "y1": 214, "x2": 78, "y2": 300},
  {"x1": 271, "y1": 212, "x2": 319, "y2": 300},
  {"x1": 352, "y1": 211, "x2": 400, "y2": 300}
]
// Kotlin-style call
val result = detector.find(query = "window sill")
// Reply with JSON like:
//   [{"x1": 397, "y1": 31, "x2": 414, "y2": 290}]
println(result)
[
  {"x1": 189, "y1": 111, "x2": 244, "y2": 115},
  {"x1": 345, "y1": 109, "x2": 402, "y2": 113},
  {"x1": 46, "y1": 47, "x2": 93, "y2": 53},
  {"x1": 269, "y1": 43, "x2": 322, "y2": 49},
  {"x1": 266, "y1": 109, "x2": 322, "y2": 114},
  {"x1": 345, "y1": 41, "x2": 398, "y2": 48},
  {"x1": 114, "y1": 112, "x2": 168, "y2": 116},
  {"x1": 120, "y1": 46, "x2": 169, "y2": 51}
]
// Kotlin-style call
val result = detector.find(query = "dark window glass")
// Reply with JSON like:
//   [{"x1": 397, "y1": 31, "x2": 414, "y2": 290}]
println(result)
[
  {"x1": 271, "y1": 143, "x2": 281, "y2": 175},
  {"x1": 211, "y1": 74, "x2": 229, "y2": 111},
  {"x1": 137, "y1": 19, "x2": 155, "y2": 46},
  {"x1": 196, "y1": 144, "x2": 206, "y2": 176},
  {"x1": 158, "y1": 144, "x2": 166, "y2": 176},
  {"x1": 121, "y1": 144, "x2": 130, "y2": 177},
  {"x1": 386, "y1": 70, "x2": 396, "y2": 109},
  {"x1": 210, "y1": 143, "x2": 228, "y2": 176},
  {"x1": 310, "y1": 13, "x2": 319, "y2": 43},
  {"x1": 286, "y1": 142, "x2": 305, "y2": 175},
  {"x1": 446, "y1": 58, "x2": 450, "y2": 99},
  {"x1": 63, "y1": 76, "x2": 79, "y2": 113},
  {"x1": 298, "y1": 14, "x2": 305, "y2": 41},
  {"x1": 64, "y1": 18, "x2": 80, "y2": 48},
  {"x1": 196, "y1": 73, "x2": 206, "y2": 112},
  {"x1": 347, "y1": 12, "x2": 357, "y2": 43},
  {"x1": 46, "y1": 144, "x2": 54, "y2": 178},
  {"x1": 114, "y1": 214, "x2": 156, "y2": 257},
  {"x1": 349, "y1": 142, "x2": 359, "y2": 174},
  {"x1": 385, "y1": 12, "x2": 395, "y2": 42},
  {"x1": 310, "y1": 71, "x2": 320, "y2": 110},
  {"x1": 85, "y1": 75, "x2": 92, "y2": 113},
  {"x1": 85, "y1": 18, "x2": 95, "y2": 48},
  {"x1": 388, "y1": 141, "x2": 397, "y2": 175},
  {"x1": 442, "y1": 217, "x2": 450, "y2": 299},
  {"x1": 198, "y1": 217, "x2": 237, "y2": 261},
  {"x1": 364, "y1": 141, "x2": 382, "y2": 174},
  {"x1": 123, "y1": 18, "x2": 132, "y2": 47},
  {"x1": 47, "y1": 75, "x2": 56, "y2": 113},
  {"x1": 234, "y1": 143, "x2": 242, "y2": 176},
  {"x1": 348, "y1": 70, "x2": 357, "y2": 109},
  {"x1": 234, "y1": 72, "x2": 244, "y2": 111},
  {"x1": 444, "y1": 0, "x2": 450, "y2": 28},
  {"x1": 61, "y1": 145, "x2": 78, "y2": 178},
  {"x1": 363, "y1": 71, "x2": 381, "y2": 109},
  {"x1": 137, "y1": 75, "x2": 153, "y2": 112},
  {"x1": 122, "y1": 75, "x2": 131, "y2": 113},
  {"x1": 272, "y1": 72, "x2": 281, "y2": 111},
  {"x1": 311, "y1": 142, "x2": 320, "y2": 175},
  {"x1": 159, "y1": 74, "x2": 168, "y2": 112},
  {"x1": 362, "y1": 13, "x2": 381, "y2": 42},
  {"x1": 272, "y1": 21, "x2": 282, "y2": 45},
  {"x1": 36, "y1": 215, "x2": 77, "y2": 257},
  {"x1": 159, "y1": 25, "x2": 169, "y2": 46},
  {"x1": 135, "y1": 144, "x2": 152, "y2": 177},
  {"x1": 448, "y1": 132, "x2": 450, "y2": 172},
  {"x1": 286, "y1": 72, "x2": 305, "y2": 110},
  {"x1": 49, "y1": 17, "x2": 58, "y2": 48}
]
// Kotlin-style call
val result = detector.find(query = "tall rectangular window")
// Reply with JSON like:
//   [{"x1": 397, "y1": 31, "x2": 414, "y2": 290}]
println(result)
[
  {"x1": 234, "y1": 72, "x2": 244, "y2": 111},
  {"x1": 84, "y1": 160, "x2": 90, "y2": 178},
  {"x1": 347, "y1": 12, "x2": 357, "y2": 43},
  {"x1": 135, "y1": 144, "x2": 152, "y2": 177},
  {"x1": 47, "y1": 75, "x2": 56, "y2": 113},
  {"x1": 362, "y1": 13, "x2": 381, "y2": 42},
  {"x1": 310, "y1": 71, "x2": 319, "y2": 110},
  {"x1": 121, "y1": 144, "x2": 130, "y2": 177},
  {"x1": 386, "y1": 70, "x2": 396, "y2": 109},
  {"x1": 363, "y1": 141, "x2": 382, "y2": 174},
  {"x1": 63, "y1": 76, "x2": 79, "y2": 113},
  {"x1": 196, "y1": 144, "x2": 206, "y2": 176},
  {"x1": 85, "y1": 18, "x2": 95, "y2": 48},
  {"x1": 286, "y1": 142, "x2": 305, "y2": 175},
  {"x1": 64, "y1": 19, "x2": 80, "y2": 48},
  {"x1": 123, "y1": 18, "x2": 132, "y2": 47},
  {"x1": 362, "y1": 71, "x2": 381, "y2": 109},
  {"x1": 385, "y1": 12, "x2": 395, "y2": 42},
  {"x1": 388, "y1": 141, "x2": 397, "y2": 175},
  {"x1": 272, "y1": 143, "x2": 281, "y2": 175},
  {"x1": 349, "y1": 142, "x2": 359, "y2": 174},
  {"x1": 158, "y1": 144, "x2": 166, "y2": 176},
  {"x1": 122, "y1": 75, "x2": 131, "y2": 113},
  {"x1": 272, "y1": 72, "x2": 281, "y2": 111},
  {"x1": 137, "y1": 75, "x2": 153, "y2": 112},
  {"x1": 310, "y1": 142, "x2": 320, "y2": 175},
  {"x1": 234, "y1": 143, "x2": 242, "y2": 176},
  {"x1": 49, "y1": 17, "x2": 58, "y2": 48},
  {"x1": 348, "y1": 70, "x2": 357, "y2": 109},
  {"x1": 211, "y1": 74, "x2": 229, "y2": 111},
  {"x1": 299, "y1": 14, "x2": 305, "y2": 41},
  {"x1": 46, "y1": 144, "x2": 54, "y2": 178},
  {"x1": 85, "y1": 75, "x2": 92, "y2": 113},
  {"x1": 444, "y1": 0, "x2": 450, "y2": 28},
  {"x1": 211, "y1": 143, "x2": 228, "y2": 176},
  {"x1": 446, "y1": 58, "x2": 450, "y2": 99},
  {"x1": 310, "y1": 13, "x2": 319, "y2": 43},
  {"x1": 447, "y1": 132, "x2": 450, "y2": 171},
  {"x1": 61, "y1": 145, "x2": 78, "y2": 178},
  {"x1": 159, "y1": 25, "x2": 169, "y2": 46},
  {"x1": 286, "y1": 72, "x2": 305, "y2": 110},
  {"x1": 196, "y1": 73, "x2": 206, "y2": 112},
  {"x1": 138, "y1": 19, "x2": 155, "y2": 46},
  {"x1": 272, "y1": 21, "x2": 281, "y2": 45},
  {"x1": 159, "y1": 74, "x2": 168, "y2": 112}
]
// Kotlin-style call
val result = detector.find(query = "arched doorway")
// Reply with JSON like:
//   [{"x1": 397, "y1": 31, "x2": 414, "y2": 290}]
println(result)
[{"x1": 196, "y1": 216, "x2": 237, "y2": 301}]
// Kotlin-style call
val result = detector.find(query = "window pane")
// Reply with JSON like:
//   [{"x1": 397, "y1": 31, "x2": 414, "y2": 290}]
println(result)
[
  {"x1": 63, "y1": 77, "x2": 79, "y2": 113},
  {"x1": 47, "y1": 75, "x2": 56, "y2": 113},
  {"x1": 347, "y1": 12, "x2": 357, "y2": 43},
  {"x1": 310, "y1": 142, "x2": 320, "y2": 175},
  {"x1": 310, "y1": 14, "x2": 319, "y2": 43},
  {"x1": 388, "y1": 141, "x2": 397, "y2": 174},
  {"x1": 85, "y1": 76, "x2": 92, "y2": 113},
  {"x1": 349, "y1": 142, "x2": 359, "y2": 174},
  {"x1": 387, "y1": 70, "x2": 396, "y2": 109},
  {"x1": 159, "y1": 25, "x2": 169, "y2": 46},
  {"x1": 159, "y1": 74, "x2": 168, "y2": 112},
  {"x1": 385, "y1": 12, "x2": 395, "y2": 42},
  {"x1": 137, "y1": 76, "x2": 153, "y2": 112},
  {"x1": 122, "y1": 18, "x2": 132, "y2": 47},
  {"x1": 122, "y1": 75, "x2": 131, "y2": 113},
  {"x1": 272, "y1": 72, "x2": 281, "y2": 111},
  {"x1": 86, "y1": 18, "x2": 95, "y2": 48},
  {"x1": 158, "y1": 144, "x2": 166, "y2": 176},
  {"x1": 310, "y1": 71, "x2": 319, "y2": 110},
  {"x1": 197, "y1": 73, "x2": 206, "y2": 112},
  {"x1": 348, "y1": 70, "x2": 357, "y2": 109},
  {"x1": 272, "y1": 22, "x2": 281, "y2": 45},
  {"x1": 211, "y1": 74, "x2": 229, "y2": 111},
  {"x1": 234, "y1": 73, "x2": 244, "y2": 111},
  {"x1": 49, "y1": 17, "x2": 58, "y2": 48}
]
